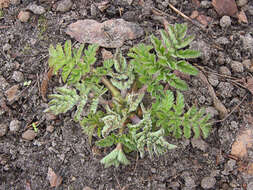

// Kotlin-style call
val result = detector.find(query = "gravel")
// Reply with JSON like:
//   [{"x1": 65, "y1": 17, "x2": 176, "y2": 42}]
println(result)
[
  {"x1": 11, "y1": 71, "x2": 24, "y2": 82},
  {"x1": 0, "y1": 123, "x2": 8, "y2": 137},
  {"x1": 56, "y1": 0, "x2": 73, "y2": 12},
  {"x1": 220, "y1": 16, "x2": 231, "y2": 28},
  {"x1": 217, "y1": 82, "x2": 234, "y2": 98},
  {"x1": 18, "y1": 11, "x2": 30, "y2": 23},
  {"x1": 9, "y1": 119, "x2": 21, "y2": 133},
  {"x1": 230, "y1": 61, "x2": 244, "y2": 73},
  {"x1": 201, "y1": 176, "x2": 216, "y2": 189},
  {"x1": 27, "y1": 4, "x2": 46, "y2": 15},
  {"x1": 208, "y1": 74, "x2": 219, "y2": 87},
  {"x1": 219, "y1": 66, "x2": 231, "y2": 76}
]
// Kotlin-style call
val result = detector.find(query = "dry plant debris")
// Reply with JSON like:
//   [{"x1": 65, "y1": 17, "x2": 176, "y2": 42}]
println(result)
[
  {"x1": 47, "y1": 167, "x2": 63, "y2": 187},
  {"x1": 66, "y1": 19, "x2": 144, "y2": 48}
]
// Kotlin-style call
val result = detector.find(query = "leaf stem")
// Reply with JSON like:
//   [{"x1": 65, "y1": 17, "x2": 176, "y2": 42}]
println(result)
[{"x1": 101, "y1": 76, "x2": 121, "y2": 98}]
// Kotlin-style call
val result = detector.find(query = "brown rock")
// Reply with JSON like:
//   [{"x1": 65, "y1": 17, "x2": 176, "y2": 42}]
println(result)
[
  {"x1": 5, "y1": 85, "x2": 20, "y2": 102},
  {"x1": 18, "y1": 11, "x2": 30, "y2": 22},
  {"x1": 22, "y1": 130, "x2": 37, "y2": 140},
  {"x1": 66, "y1": 19, "x2": 144, "y2": 48},
  {"x1": 212, "y1": 0, "x2": 238, "y2": 17}
]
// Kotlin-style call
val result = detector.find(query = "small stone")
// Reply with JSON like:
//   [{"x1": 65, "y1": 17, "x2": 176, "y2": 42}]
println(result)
[
  {"x1": 45, "y1": 113, "x2": 57, "y2": 121},
  {"x1": 220, "y1": 16, "x2": 231, "y2": 28},
  {"x1": 18, "y1": 11, "x2": 30, "y2": 22},
  {"x1": 184, "y1": 176, "x2": 196, "y2": 188},
  {"x1": 27, "y1": 4, "x2": 46, "y2": 15},
  {"x1": 248, "y1": 6, "x2": 253, "y2": 16},
  {"x1": 199, "y1": 96, "x2": 206, "y2": 104},
  {"x1": 205, "y1": 107, "x2": 219, "y2": 118},
  {"x1": 208, "y1": 74, "x2": 219, "y2": 87},
  {"x1": 11, "y1": 71, "x2": 24, "y2": 82},
  {"x1": 219, "y1": 66, "x2": 231, "y2": 76},
  {"x1": 200, "y1": 1, "x2": 212, "y2": 8},
  {"x1": 222, "y1": 159, "x2": 236, "y2": 175},
  {"x1": 3, "y1": 43, "x2": 11, "y2": 52},
  {"x1": 230, "y1": 121, "x2": 238, "y2": 130},
  {"x1": 56, "y1": 0, "x2": 73, "y2": 12},
  {"x1": 9, "y1": 119, "x2": 21, "y2": 133},
  {"x1": 122, "y1": 11, "x2": 137, "y2": 22},
  {"x1": 151, "y1": 168, "x2": 156, "y2": 173},
  {"x1": 0, "y1": 124, "x2": 8, "y2": 137},
  {"x1": 190, "y1": 40, "x2": 212, "y2": 64},
  {"x1": 231, "y1": 61, "x2": 244, "y2": 73},
  {"x1": 22, "y1": 130, "x2": 37, "y2": 140},
  {"x1": 215, "y1": 37, "x2": 230, "y2": 45},
  {"x1": 0, "y1": 76, "x2": 9, "y2": 90},
  {"x1": 90, "y1": 4, "x2": 98, "y2": 17},
  {"x1": 10, "y1": 0, "x2": 21, "y2": 5},
  {"x1": 46, "y1": 125, "x2": 54, "y2": 133},
  {"x1": 217, "y1": 52, "x2": 225, "y2": 65},
  {"x1": 237, "y1": 0, "x2": 248, "y2": 7},
  {"x1": 242, "y1": 59, "x2": 252, "y2": 70},
  {"x1": 191, "y1": 138, "x2": 209, "y2": 152},
  {"x1": 217, "y1": 82, "x2": 234, "y2": 98},
  {"x1": 5, "y1": 85, "x2": 20, "y2": 102},
  {"x1": 241, "y1": 34, "x2": 253, "y2": 54},
  {"x1": 106, "y1": 5, "x2": 117, "y2": 16},
  {"x1": 201, "y1": 177, "x2": 216, "y2": 189}
]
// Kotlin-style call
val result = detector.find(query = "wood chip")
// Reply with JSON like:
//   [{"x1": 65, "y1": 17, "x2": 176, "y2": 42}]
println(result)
[
  {"x1": 212, "y1": 0, "x2": 238, "y2": 17},
  {"x1": 41, "y1": 67, "x2": 53, "y2": 102},
  {"x1": 47, "y1": 167, "x2": 63, "y2": 187}
]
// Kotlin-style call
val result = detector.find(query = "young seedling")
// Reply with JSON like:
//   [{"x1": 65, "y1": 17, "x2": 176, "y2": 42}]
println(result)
[{"x1": 45, "y1": 23, "x2": 211, "y2": 168}]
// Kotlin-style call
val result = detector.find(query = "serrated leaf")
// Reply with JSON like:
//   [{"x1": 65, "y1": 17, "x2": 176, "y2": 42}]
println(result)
[
  {"x1": 177, "y1": 60, "x2": 199, "y2": 75},
  {"x1": 95, "y1": 135, "x2": 115, "y2": 147},
  {"x1": 176, "y1": 35, "x2": 195, "y2": 49},
  {"x1": 176, "y1": 49, "x2": 201, "y2": 59},
  {"x1": 168, "y1": 75, "x2": 188, "y2": 91}
]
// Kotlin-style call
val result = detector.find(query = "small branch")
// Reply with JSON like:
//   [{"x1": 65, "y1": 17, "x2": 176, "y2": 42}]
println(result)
[{"x1": 101, "y1": 76, "x2": 121, "y2": 98}]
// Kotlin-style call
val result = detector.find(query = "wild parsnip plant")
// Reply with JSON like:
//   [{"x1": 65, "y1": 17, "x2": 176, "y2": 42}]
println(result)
[{"x1": 45, "y1": 23, "x2": 211, "y2": 168}]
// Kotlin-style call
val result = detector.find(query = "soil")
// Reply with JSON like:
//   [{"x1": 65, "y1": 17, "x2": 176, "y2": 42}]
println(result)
[{"x1": 1, "y1": 0, "x2": 253, "y2": 190}]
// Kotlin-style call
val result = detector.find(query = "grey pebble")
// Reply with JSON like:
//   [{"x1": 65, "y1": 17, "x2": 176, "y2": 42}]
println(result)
[
  {"x1": 0, "y1": 76, "x2": 9, "y2": 90},
  {"x1": 231, "y1": 61, "x2": 244, "y2": 73},
  {"x1": 242, "y1": 59, "x2": 251, "y2": 70},
  {"x1": 191, "y1": 138, "x2": 209, "y2": 152},
  {"x1": 11, "y1": 71, "x2": 24, "y2": 82},
  {"x1": 205, "y1": 107, "x2": 219, "y2": 118},
  {"x1": 241, "y1": 34, "x2": 253, "y2": 54},
  {"x1": 9, "y1": 120, "x2": 21, "y2": 133},
  {"x1": 190, "y1": 40, "x2": 211, "y2": 64},
  {"x1": 56, "y1": 0, "x2": 73, "y2": 12},
  {"x1": 90, "y1": 4, "x2": 98, "y2": 17},
  {"x1": 27, "y1": 4, "x2": 46, "y2": 15},
  {"x1": 201, "y1": 176, "x2": 216, "y2": 189},
  {"x1": 220, "y1": 16, "x2": 231, "y2": 28},
  {"x1": 237, "y1": 0, "x2": 248, "y2": 7},
  {"x1": 218, "y1": 82, "x2": 234, "y2": 98},
  {"x1": 215, "y1": 37, "x2": 230, "y2": 45},
  {"x1": 0, "y1": 123, "x2": 8, "y2": 137},
  {"x1": 219, "y1": 66, "x2": 231, "y2": 76},
  {"x1": 222, "y1": 159, "x2": 236, "y2": 175},
  {"x1": 200, "y1": 1, "x2": 212, "y2": 8},
  {"x1": 208, "y1": 74, "x2": 219, "y2": 87},
  {"x1": 3, "y1": 43, "x2": 11, "y2": 52}
]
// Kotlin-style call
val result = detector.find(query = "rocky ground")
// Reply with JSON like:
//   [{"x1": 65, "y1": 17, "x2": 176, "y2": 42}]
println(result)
[{"x1": 0, "y1": 0, "x2": 253, "y2": 189}]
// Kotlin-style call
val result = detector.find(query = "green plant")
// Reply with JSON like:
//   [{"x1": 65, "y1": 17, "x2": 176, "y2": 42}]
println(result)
[{"x1": 45, "y1": 23, "x2": 211, "y2": 168}]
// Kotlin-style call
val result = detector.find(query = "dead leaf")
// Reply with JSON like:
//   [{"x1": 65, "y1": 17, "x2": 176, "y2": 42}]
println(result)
[
  {"x1": 5, "y1": 85, "x2": 20, "y2": 103},
  {"x1": 231, "y1": 129, "x2": 253, "y2": 158},
  {"x1": 245, "y1": 78, "x2": 253, "y2": 95},
  {"x1": 41, "y1": 67, "x2": 53, "y2": 102},
  {"x1": 66, "y1": 19, "x2": 144, "y2": 48},
  {"x1": 101, "y1": 48, "x2": 113, "y2": 60},
  {"x1": 212, "y1": 0, "x2": 238, "y2": 17},
  {"x1": 0, "y1": 0, "x2": 9, "y2": 8},
  {"x1": 237, "y1": 10, "x2": 248, "y2": 24},
  {"x1": 190, "y1": 10, "x2": 199, "y2": 19},
  {"x1": 47, "y1": 167, "x2": 63, "y2": 187},
  {"x1": 198, "y1": 71, "x2": 228, "y2": 118}
]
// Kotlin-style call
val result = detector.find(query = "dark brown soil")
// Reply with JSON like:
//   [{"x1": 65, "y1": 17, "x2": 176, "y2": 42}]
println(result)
[{"x1": 1, "y1": 0, "x2": 253, "y2": 189}]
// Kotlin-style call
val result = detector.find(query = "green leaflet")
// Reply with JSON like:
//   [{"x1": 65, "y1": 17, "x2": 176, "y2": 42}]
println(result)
[{"x1": 151, "y1": 90, "x2": 211, "y2": 139}]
